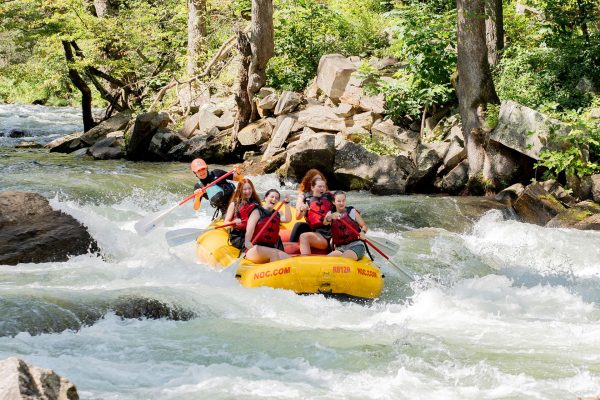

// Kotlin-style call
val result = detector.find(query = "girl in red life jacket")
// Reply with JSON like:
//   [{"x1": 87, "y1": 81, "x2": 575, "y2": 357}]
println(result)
[
  {"x1": 297, "y1": 178, "x2": 335, "y2": 255},
  {"x1": 295, "y1": 169, "x2": 326, "y2": 220},
  {"x1": 323, "y1": 191, "x2": 369, "y2": 261},
  {"x1": 245, "y1": 189, "x2": 292, "y2": 263},
  {"x1": 224, "y1": 178, "x2": 262, "y2": 249}
]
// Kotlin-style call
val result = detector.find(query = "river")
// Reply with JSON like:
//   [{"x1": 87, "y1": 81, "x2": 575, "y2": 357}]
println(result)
[{"x1": 1, "y1": 103, "x2": 599, "y2": 399}]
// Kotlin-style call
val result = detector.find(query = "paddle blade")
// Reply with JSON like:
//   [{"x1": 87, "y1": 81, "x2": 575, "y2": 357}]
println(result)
[
  {"x1": 367, "y1": 235, "x2": 400, "y2": 255},
  {"x1": 134, "y1": 204, "x2": 178, "y2": 236},
  {"x1": 165, "y1": 228, "x2": 205, "y2": 247},
  {"x1": 224, "y1": 254, "x2": 244, "y2": 271}
]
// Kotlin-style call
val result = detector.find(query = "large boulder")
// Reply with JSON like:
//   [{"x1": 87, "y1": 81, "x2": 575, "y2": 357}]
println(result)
[
  {"x1": 512, "y1": 183, "x2": 567, "y2": 225},
  {"x1": 316, "y1": 54, "x2": 357, "y2": 101},
  {"x1": 125, "y1": 111, "x2": 171, "y2": 160},
  {"x1": 371, "y1": 119, "x2": 420, "y2": 157},
  {"x1": 293, "y1": 105, "x2": 347, "y2": 132},
  {"x1": 89, "y1": 134, "x2": 125, "y2": 160},
  {"x1": 46, "y1": 132, "x2": 85, "y2": 153},
  {"x1": 237, "y1": 119, "x2": 273, "y2": 146},
  {"x1": 592, "y1": 174, "x2": 600, "y2": 203},
  {"x1": 148, "y1": 128, "x2": 183, "y2": 160},
  {"x1": 435, "y1": 159, "x2": 469, "y2": 194},
  {"x1": 490, "y1": 100, "x2": 570, "y2": 160},
  {"x1": 546, "y1": 201, "x2": 600, "y2": 229},
  {"x1": 334, "y1": 139, "x2": 414, "y2": 194},
  {"x1": 274, "y1": 91, "x2": 302, "y2": 115},
  {"x1": 168, "y1": 128, "x2": 233, "y2": 163},
  {"x1": 262, "y1": 116, "x2": 295, "y2": 161},
  {"x1": 0, "y1": 357, "x2": 78, "y2": 400},
  {"x1": 283, "y1": 133, "x2": 336, "y2": 180},
  {"x1": 0, "y1": 192, "x2": 99, "y2": 266},
  {"x1": 79, "y1": 111, "x2": 132, "y2": 146}
]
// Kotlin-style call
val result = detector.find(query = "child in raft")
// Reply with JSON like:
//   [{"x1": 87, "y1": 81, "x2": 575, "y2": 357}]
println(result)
[
  {"x1": 297, "y1": 177, "x2": 335, "y2": 255},
  {"x1": 244, "y1": 189, "x2": 292, "y2": 263},
  {"x1": 223, "y1": 178, "x2": 262, "y2": 249},
  {"x1": 323, "y1": 191, "x2": 369, "y2": 260}
]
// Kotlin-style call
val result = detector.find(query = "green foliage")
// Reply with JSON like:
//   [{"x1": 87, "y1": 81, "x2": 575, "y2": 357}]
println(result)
[
  {"x1": 534, "y1": 116, "x2": 600, "y2": 179},
  {"x1": 0, "y1": 0, "x2": 187, "y2": 106},
  {"x1": 363, "y1": 0, "x2": 456, "y2": 122},
  {"x1": 484, "y1": 104, "x2": 500, "y2": 130},
  {"x1": 496, "y1": 0, "x2": 600, "y2": 111},
  {"x1": 267, "y1": 0, "x2": 386, "y2": 91},
  {"x1": 360, "y1": 136, "x2": 398, "y2": 156}
]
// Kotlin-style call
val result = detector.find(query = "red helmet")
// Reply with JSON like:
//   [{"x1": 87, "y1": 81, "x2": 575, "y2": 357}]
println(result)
[{"x1": 190, "y1": 158, "x2": 207, "y2": 173}]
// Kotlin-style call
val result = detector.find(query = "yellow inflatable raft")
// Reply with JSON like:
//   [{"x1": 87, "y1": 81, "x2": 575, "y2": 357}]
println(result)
[{"x1": 196, "y1": 207, "x2": 384, "y2": 300}]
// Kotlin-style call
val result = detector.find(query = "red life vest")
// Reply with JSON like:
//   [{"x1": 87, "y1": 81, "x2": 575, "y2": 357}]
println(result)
[
  {"x1": 331, "y1": 206, "x2": 361, "y2": 246},
  {"x1": 304, "y1": 192, "x2": 334, "y2": 229},
  {"x1": 252, "y1": 207, "x2": 281, "y2": 247},
  {"x1": 235, "y1": 200, "x2": 259, "y2": 230}
]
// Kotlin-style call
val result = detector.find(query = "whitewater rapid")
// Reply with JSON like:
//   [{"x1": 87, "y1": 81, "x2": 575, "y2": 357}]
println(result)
[{"x1": 1, "y1": 104, "x2": 600, "y2": 399}]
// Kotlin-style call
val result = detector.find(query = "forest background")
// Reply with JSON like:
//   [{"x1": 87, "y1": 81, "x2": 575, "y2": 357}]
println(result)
[{"x1": 0, "y1": 0, "x2": 599, "y2": 187}]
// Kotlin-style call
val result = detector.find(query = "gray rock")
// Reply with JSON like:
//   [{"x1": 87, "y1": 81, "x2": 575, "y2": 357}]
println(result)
[
  {"x1": 490, "y1": 100, "x2": 570, "y2": 160},
  {"x1": 436, "y1": 159, "x2": 469, "y2": 194},
  {"x1": 0, "y1": 357, "x2": 79, "y2": 400},
  {"x1": 0, "y1": 192, "x2": 99, "y2": 265},
  {"x1": 148, "y1": 128, "x2": 183, "y2": 160},
  {"x1": 316, "y1": 54, "x2": 357, "y2": 101},
  {"x1": 333, "y1": 140, "x2": 414, "y2": 194},
  {"x1": 262, "y1": 116, "x2": 295, "y2": 161},
  {"x1": 80, "y1": 111, "x2": 132, "y2": 146},
  {"x1": 592, "y1": 174, "x2": 600, "y2": 203},
  {"x1": 284, "y1": 133, "x2": 336, "y2": 180},
  {"x1": 46, "y1": 132, "x2": 84, "y2": 153},
  {"x1": 513, "y1": 183, "x2": 567, "y2": 225},
  {"x1": 125, "y1": 111, "x2": 170, "y2": 160},
  {"x1": 274, "y1": 91, "x2": 302, "y2": 115},
  {"x1": 237, "y1": 119, "x2": 273, "y2": 146}
]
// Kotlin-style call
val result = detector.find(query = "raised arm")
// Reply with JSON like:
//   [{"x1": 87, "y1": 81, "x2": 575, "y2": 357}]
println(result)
[
  {"x1": 280, "y1": 195, "x2": 292, "y2": 223},
  {"x1": 295, "y1": 192, "x2": 307, "y2": 220}
]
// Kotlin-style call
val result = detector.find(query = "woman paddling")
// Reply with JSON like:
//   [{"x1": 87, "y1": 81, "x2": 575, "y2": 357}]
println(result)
[
  {"x1": 297, "y1": 177, "x2": 335, "y2": 255},
  {"x1": 244, "y1": 189, "x2": 292, "y2": 263},
  {"x1": 223, "y1": 178, "x2": 261, "y2": 249},
  {"x1": 324, "y1": 191, "x2": 368, "y2": 260}
]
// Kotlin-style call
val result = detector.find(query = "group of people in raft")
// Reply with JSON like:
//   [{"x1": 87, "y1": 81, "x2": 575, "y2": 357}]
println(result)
[{"x1": 190, "y1": 158, "x2": 369, "y2": 264}]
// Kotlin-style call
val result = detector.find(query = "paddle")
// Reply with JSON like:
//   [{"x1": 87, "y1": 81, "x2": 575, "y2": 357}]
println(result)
[
  {"x1": 320, "y1": 209, "x2": 414, "y2": 282},
  {"x1": 225, "y1": 200, "x2": 286, "y2": 271},
  {"x1": 165, "y1": 222, "x2": 237, "y2": 247},
  {"x1": 134, "y1": 168, "x2": 236, "y2": 236}
]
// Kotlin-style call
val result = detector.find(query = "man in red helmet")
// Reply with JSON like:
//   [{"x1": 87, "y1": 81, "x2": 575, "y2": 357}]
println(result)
[{"x1": 190, "y1": 158, "x2": 238, "y2": 219}]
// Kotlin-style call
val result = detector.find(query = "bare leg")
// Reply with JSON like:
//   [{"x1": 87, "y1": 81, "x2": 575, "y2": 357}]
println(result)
[
  {"x1": 246, "y1": 246, "x2": 291, "y2": 263},
  {"x1": 299, "y1": 232, "x2": 329, "y2": 255},
  {"x1": 328, "y1": 250, "x2": 343, "y2": 257},
  {"x1": 341, "y1": 250, "x2": 358, "y2": 261}
]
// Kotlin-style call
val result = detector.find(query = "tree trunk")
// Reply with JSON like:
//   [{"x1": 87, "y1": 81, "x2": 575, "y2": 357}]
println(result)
[
  {"x1": 456, "y1": 0, "x2": 500, "y2": 194},
  {"x1": 230, "y1": 0, "x2": 274, "y2": 151},
  {"x1": 485, "y1": 0, "x2": 504, "y2": 67},
  {"x1": 247, "y1": 0, "x2": 274, "y2": 121},
  {"x1": 187, "y1": 0, "x2": 207, "y2": 76},
  {"x1": 230, "y1": 29, "x2": 252, "y2": 151},
  {"x1": 62, "y1": 41, "x2": 95, "y2": 132},
  {"x1": 93, "y1": 0, "x2": 113, "y2": 17}
]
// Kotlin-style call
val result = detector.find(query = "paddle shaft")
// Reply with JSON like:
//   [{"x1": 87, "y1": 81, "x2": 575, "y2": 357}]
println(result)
[
  {"x1": 190, "y1": 168, "x2": 236, "y2": 204},
  {"x1": 311, "y1": 208, "x2": 414, "y2": 281},
  {"x1": 248, "y1": 201, "x2": 286, "y2": 248}
]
